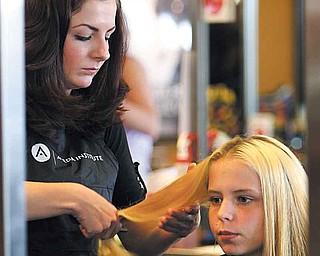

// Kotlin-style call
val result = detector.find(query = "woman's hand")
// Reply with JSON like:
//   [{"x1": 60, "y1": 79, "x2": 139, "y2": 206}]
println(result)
[
  {"x1": 25, "y1": 181, "x2": 121, "y2": 240},
  {"x1": 72, "y1": 184, "x2": 122, "y2": 239},
  {"x1": 158, "y1": 162, "x2": 200, "y2": 237}
]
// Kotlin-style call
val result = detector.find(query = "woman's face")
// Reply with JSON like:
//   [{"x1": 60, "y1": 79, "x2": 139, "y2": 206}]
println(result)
[
  {"x1": 208, "y1": 158, "x2": 264, "y2": 256},
  {"x1": 63, "y1": 0, "x2": 117, "y2": 92}
]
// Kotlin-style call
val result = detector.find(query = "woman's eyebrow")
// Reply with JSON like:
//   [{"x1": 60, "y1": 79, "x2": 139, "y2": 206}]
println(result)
[
  {"x1": 72, "y1": 24, "x2": 116, "y2": 33},
  {"x1": 107, "y1": 26, "x2": 116, "y2": 33}
]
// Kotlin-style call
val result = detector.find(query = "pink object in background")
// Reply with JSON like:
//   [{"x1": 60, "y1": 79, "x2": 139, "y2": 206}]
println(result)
[
  {"x1": 202, "y1": 0, "x2": 236, "y2": 23},
  {"x1": 204, "y1": 0, "x2": 223, "y2": 15}
]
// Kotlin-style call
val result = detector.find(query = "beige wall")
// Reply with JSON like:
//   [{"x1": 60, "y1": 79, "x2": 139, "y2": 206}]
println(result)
[{"x1": 259, "y1": 0, "x2": 294, "y2": 94}]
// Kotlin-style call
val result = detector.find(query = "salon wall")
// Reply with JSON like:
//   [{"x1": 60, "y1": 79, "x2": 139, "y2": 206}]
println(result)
[{"x1": 259, "y1": 0, "x2": 294, "y2": 95}]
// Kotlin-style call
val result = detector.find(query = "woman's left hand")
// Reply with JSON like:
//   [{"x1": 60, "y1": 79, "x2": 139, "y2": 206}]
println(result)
[{"x1": 159, "y1": 204, "x2": 201, "y2": 238}]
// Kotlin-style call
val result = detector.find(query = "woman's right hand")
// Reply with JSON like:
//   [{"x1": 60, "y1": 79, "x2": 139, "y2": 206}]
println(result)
[
  {"x1": 71, "y1": 183, "x2": 122, "y2": 239},
  {"x1": 26, "y1": 181, "x2": 121, "y2": 239}
]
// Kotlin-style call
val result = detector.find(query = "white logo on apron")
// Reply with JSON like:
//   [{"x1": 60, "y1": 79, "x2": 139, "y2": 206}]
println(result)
[{"x1": 31, "y1": 143, "x2": 51, "y2": 162}]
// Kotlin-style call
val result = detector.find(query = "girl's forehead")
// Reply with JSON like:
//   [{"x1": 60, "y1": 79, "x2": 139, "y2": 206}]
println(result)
[{"x1": 208, "y1": 158, "x2": 261, "y2": 193}]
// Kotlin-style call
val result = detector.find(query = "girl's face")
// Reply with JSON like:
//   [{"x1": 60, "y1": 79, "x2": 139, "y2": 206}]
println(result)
[
  {"x1": 208, "y1": 158, "x2": 264, "y2": 256},
  {"x1": 63, "y1": 0, "x2": 117, "y2": 92}
]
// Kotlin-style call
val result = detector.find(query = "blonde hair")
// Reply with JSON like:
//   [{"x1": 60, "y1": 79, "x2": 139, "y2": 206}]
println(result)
[{"x1": 100, "y1": 135, "x2": 308, "y2": 256}]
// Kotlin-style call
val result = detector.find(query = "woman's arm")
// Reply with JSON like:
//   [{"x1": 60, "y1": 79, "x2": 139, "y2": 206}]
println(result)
[
  {"x1": 118, "y1": 204, "x2": 200, "y2": 256},
  {"x1": 116, "y1": 163, "x2": 200, "y2": 255},
  {"x1": 25, "y1": 181, "x2": 121, "y2": 238},
  {"x1": 26, "y1": 181, "x2": 80, "y2": 220}
]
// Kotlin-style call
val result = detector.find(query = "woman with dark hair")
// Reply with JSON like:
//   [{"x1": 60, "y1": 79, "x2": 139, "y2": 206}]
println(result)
[{"x1": 25, "y1": 0, "x2": 199, "y2": 255}]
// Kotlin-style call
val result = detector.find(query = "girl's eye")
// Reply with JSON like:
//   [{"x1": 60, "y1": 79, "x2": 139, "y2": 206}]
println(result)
[
  {"x1": 238, "y1": 196, "x2": 253, "y2": 204},
  {"x1": 75, "y1": 35, "x2": 91, "y2": 41},
  {"x1": 210, "y1": 197, "x2": 222, "y2": 205}
]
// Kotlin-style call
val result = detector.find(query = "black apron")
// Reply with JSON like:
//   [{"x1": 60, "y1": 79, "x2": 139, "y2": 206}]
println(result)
[{"x1": 27, "y1": 125, "x2": 146, "y2": 255}]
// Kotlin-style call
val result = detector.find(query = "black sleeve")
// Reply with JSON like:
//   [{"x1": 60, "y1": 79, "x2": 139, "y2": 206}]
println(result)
[{"x1": 104, "y1": 123, "x2": 146, "y2": 209}]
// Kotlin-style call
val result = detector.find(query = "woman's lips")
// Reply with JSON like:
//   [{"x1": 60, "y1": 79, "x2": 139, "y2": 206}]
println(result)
[{"x1": 82, "y1": 68, "x2": 98, "y2": 75}]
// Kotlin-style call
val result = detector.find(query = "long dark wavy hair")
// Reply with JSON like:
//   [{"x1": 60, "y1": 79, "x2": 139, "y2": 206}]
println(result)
[{"x1": 25, "y1": 0, "x2": 128, "y2": 141}]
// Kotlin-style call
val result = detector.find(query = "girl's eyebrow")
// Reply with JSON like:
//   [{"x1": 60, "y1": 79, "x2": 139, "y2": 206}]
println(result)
[
  {"x1": 234, "y1": 189, "x2": 259, "y2": 193},
  {"x1": 233, "y1": 189, "x2": 261, "y2": 197},
  {"x1": 207, "y1": 190, "x2": 221, "y2": 194},
  {"x1": 72, "y1": 24, "x2": 116, "y2": 33},
  {"x1": 208, "y1": 189, "x2": 260, "y2": 195}
]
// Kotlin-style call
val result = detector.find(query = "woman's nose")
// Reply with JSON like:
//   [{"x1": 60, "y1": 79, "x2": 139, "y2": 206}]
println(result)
[
  {"x1": 92, "y1": 40, "x2": 110, "y2": 61},
  {"x1": 217, "y1": 200, "x2": 234, "y2": 222}
]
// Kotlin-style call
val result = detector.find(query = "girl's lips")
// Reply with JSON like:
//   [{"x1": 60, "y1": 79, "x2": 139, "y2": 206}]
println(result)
[
  {"x1": 218, "y1": 230, "x2": 239, "y2": 240},
  {"x1": 219, "y1": 230, "x2": 237, "y2": 235}
]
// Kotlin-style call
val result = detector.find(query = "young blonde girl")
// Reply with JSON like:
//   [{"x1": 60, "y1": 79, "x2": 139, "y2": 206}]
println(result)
[{"x1": 101, "y1": 135, "x2": 308, "y2": 256}]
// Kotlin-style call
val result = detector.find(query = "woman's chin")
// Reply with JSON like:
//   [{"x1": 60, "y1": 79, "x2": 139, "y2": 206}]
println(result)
[{"x1": 67, "y1": 82, "x2": 92, "y2": 90}]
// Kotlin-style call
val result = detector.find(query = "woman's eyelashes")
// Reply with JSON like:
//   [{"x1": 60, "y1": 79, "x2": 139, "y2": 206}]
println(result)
[
  {"x1": 74, "y1": 34, "x2": 112, "y2": 42},
  {"x1": 75, "y1": 35, "x2": 91, "y2": 41}
]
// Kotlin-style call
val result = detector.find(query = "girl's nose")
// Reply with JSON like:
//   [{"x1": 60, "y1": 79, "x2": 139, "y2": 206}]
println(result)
[{"x1": 217, "y1": 200, "x2": 234, "y2": 222}]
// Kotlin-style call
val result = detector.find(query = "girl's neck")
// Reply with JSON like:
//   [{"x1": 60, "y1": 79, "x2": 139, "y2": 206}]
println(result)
[
  {"x1": 226, "y1": 248, "x2": 262, "y2": 256},
  {"x1": 242, "y1": 248, "x2": 263, "y2": 256}
]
